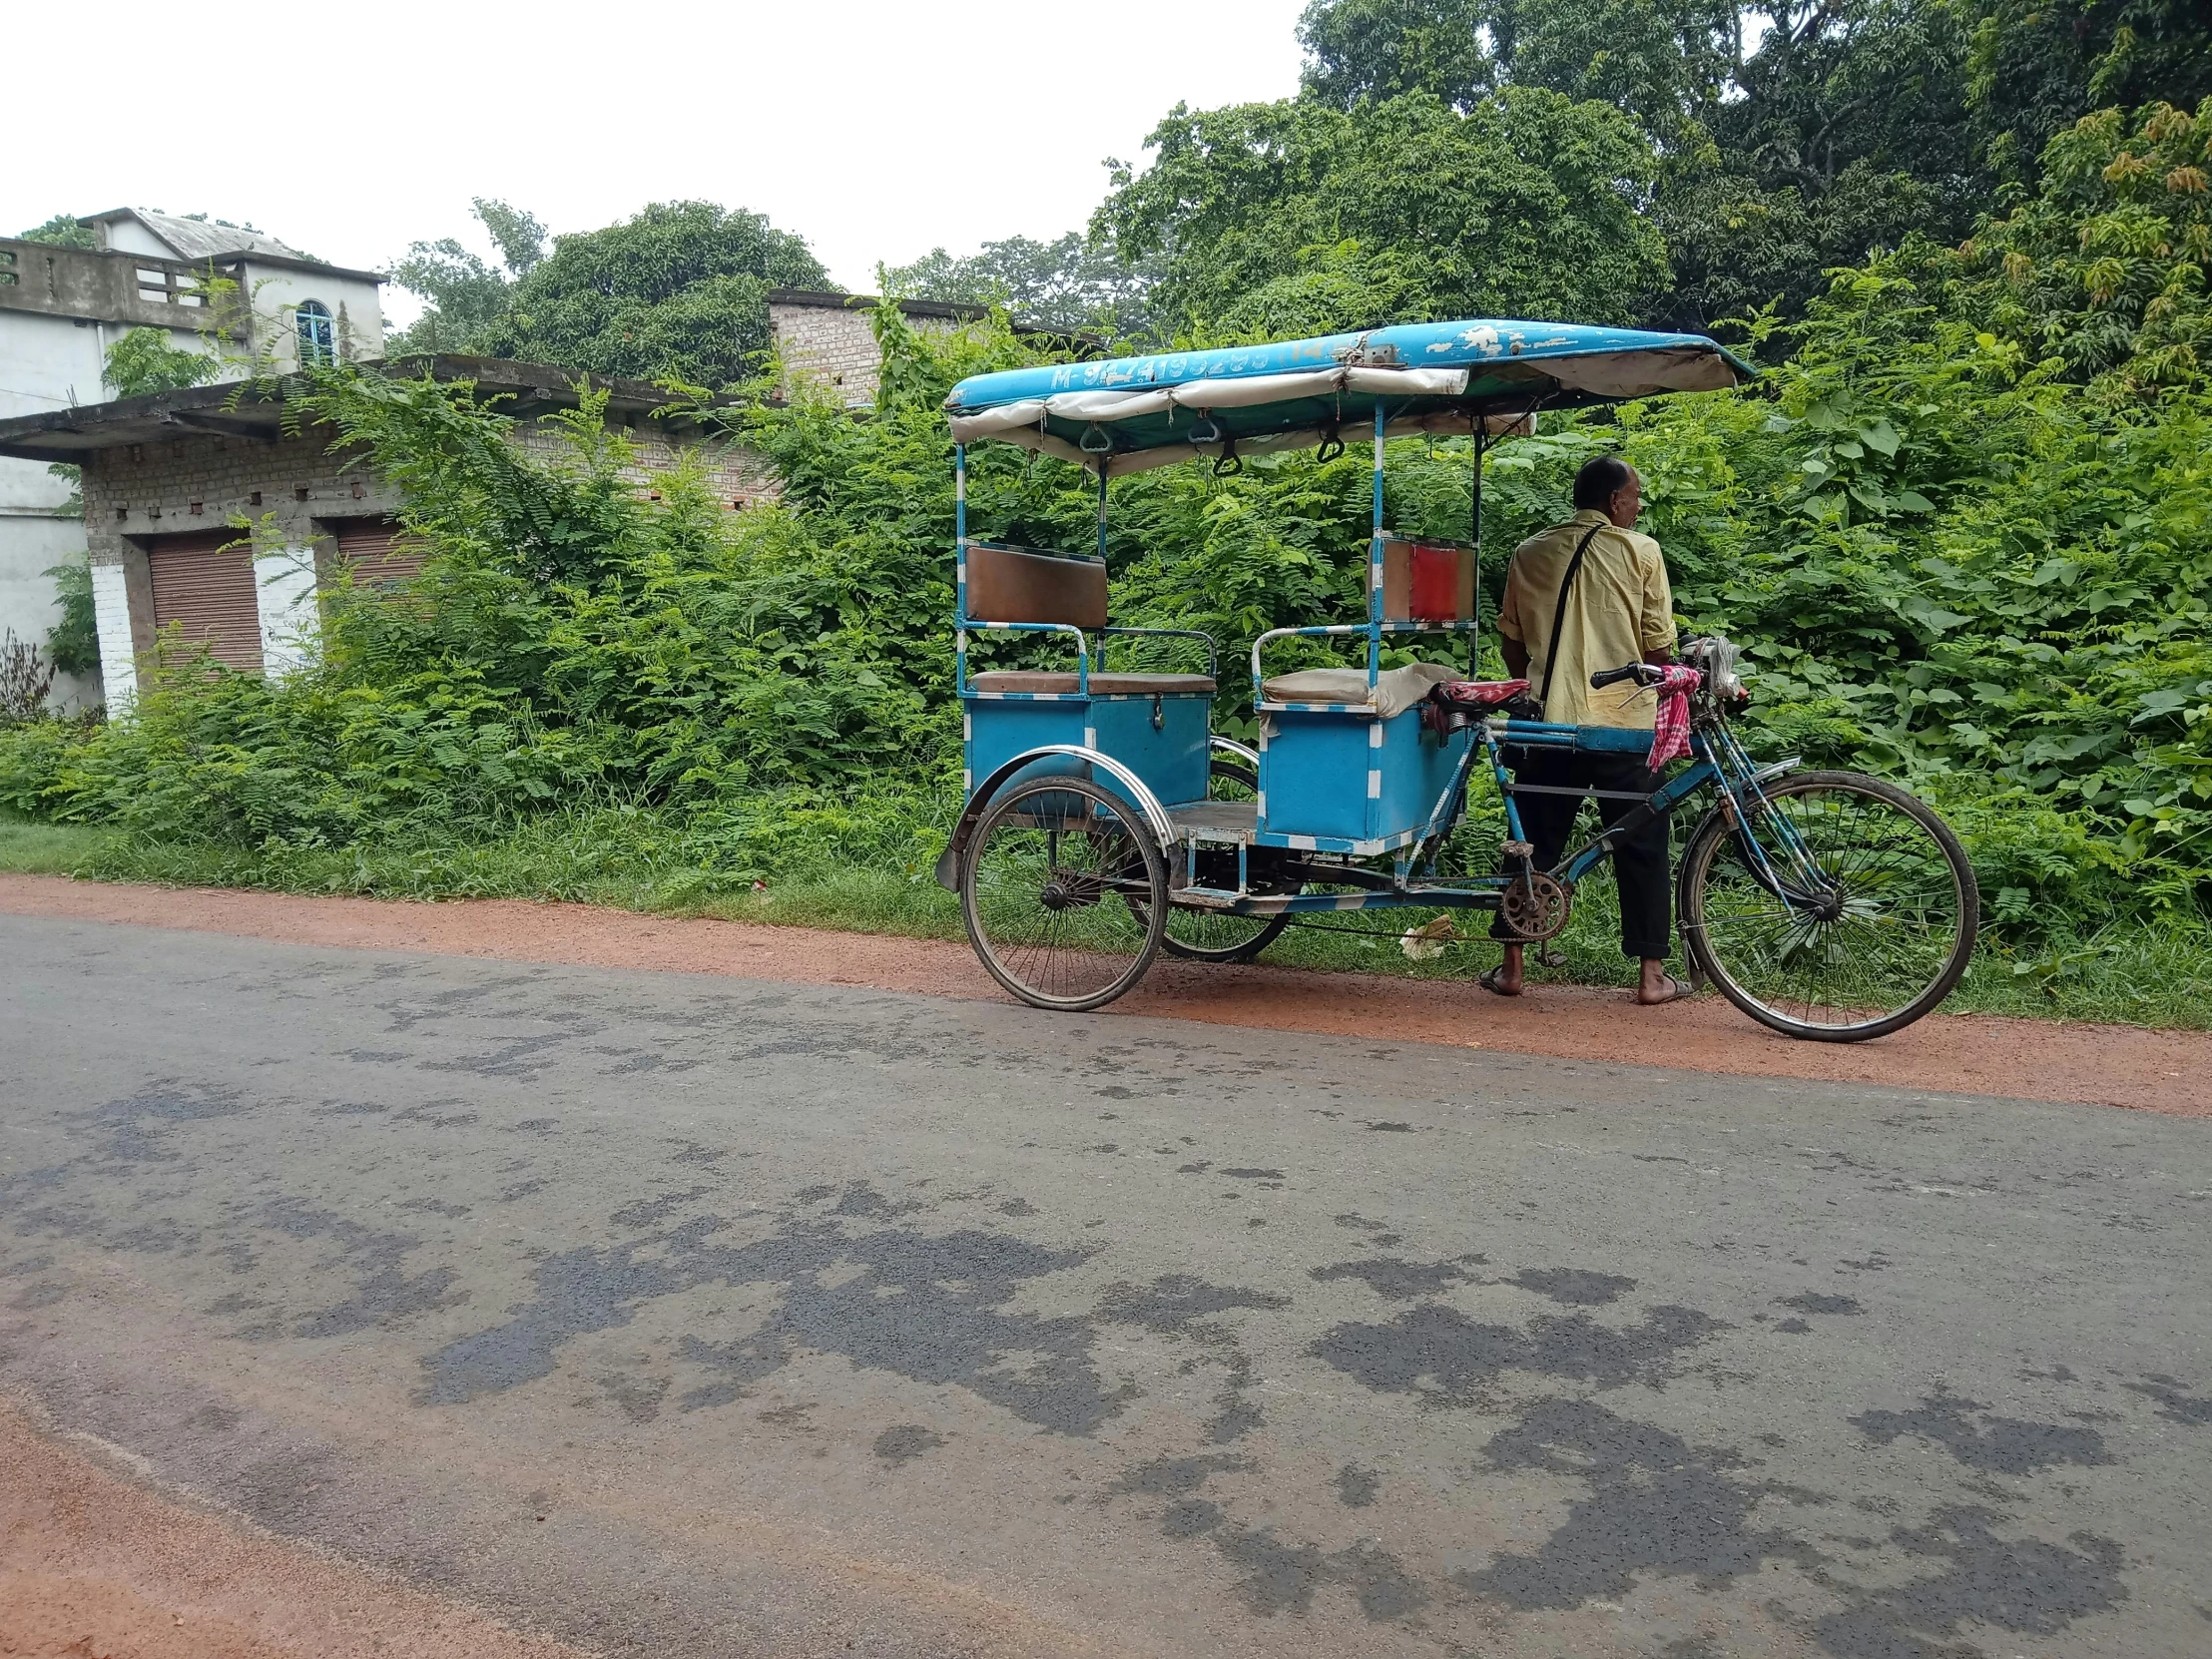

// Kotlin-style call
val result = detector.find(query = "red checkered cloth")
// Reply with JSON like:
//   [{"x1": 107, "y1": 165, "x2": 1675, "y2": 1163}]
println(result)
[{"x1": 1647, "y1": 665, "x2": 1705, "y2": 769}]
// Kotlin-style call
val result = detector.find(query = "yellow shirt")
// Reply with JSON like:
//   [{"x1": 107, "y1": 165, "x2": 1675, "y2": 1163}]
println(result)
[{"x1": 1496, "y1": 509, "x2": 1677, "y2": 728}]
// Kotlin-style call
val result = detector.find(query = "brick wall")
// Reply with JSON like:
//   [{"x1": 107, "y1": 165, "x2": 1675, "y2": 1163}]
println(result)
[
  {"x1": 83, "y1": 427, "x2": 404, "y2": 591},
  {"x1": 506, "y1": 421, "x2": 774, "y2": 510},
  {"x1": 769, "y1": 293, "x2": 987, "y2": 406}
]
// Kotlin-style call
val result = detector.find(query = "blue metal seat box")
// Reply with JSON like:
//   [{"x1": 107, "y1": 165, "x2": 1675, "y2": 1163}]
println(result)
[
  {"x1": 1257, "y1": 706, "x2": 1471, "y2": 853},
  {"x1": 964, "y1": 680, "x2": 1213, "y2": 808}
]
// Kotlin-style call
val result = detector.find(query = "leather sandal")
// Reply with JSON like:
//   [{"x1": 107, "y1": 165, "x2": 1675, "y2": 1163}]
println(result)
[
  {"x1": 1637, "y1": 974, "x2": 1697, "y2": 1005},
  {"x1": 1479, "y1": 965, "x2": 1522, "y2": 997}
]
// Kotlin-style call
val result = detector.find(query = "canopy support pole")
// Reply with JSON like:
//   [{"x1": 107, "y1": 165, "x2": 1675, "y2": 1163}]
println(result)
[
  {"x1": 1095, "y1": 462, "x2": 1110, "y2": 669},
  {"x1": 1370, "y1": 403, "x2": 1385, "y2": 688},
  {"x1": 1470, "y1": 422, "x2": 1486, "y2": 674},
  {"x1": 954, "y1": 443, "x2": 968, "y2": 692}
]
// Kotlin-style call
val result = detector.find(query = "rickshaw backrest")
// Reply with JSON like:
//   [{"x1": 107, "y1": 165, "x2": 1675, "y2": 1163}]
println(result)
[{"x1": 965, "y1": 543, "x2": 1109, "y2": 629}]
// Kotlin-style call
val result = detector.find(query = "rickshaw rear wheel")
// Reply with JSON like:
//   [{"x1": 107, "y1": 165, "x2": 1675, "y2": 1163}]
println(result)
[
  {"x1": 1151, "y1": 758, "x2": 1295, "y2": 963},
  {"x1": 1678, "y1": 770, "x2": 1977, "y2": 1042},
  {"x1": 960, "y1": 773, "x2": 1169, "y2": 1012}
]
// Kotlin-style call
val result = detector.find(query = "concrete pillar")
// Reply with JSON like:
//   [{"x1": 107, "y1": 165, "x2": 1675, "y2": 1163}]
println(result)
[
  {"x1": 254, "y1": 547, "x2": 319, "y2": 681},
  {"x1": 91, "y1": 561, "x2": 135, "y2": 712}
]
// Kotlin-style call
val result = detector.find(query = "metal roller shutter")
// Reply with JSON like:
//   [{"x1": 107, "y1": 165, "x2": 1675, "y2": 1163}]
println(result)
[
  {"x1": 333, "y1": 517, "x2": 425, "y2": 587},
  {"x1": 147, "y1": 530, "x2": 263, "y2": 673}
]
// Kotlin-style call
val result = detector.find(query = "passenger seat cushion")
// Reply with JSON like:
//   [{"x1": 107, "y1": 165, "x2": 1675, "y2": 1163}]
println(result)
[
  {"x1": 968, "y1": 672, "x2": 1217, "y2": 696},
  {"x1": 1261, "y1": 662, "x2": 1459, "y2": 719}
]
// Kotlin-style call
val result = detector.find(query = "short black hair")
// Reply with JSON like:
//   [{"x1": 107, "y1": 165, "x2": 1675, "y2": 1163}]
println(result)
[{"x1": 1572, "y1": 454, "x2": 1635, "y2": 511}]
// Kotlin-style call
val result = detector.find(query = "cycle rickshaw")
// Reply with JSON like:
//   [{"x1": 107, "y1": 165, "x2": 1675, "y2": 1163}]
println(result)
[{"x1": 931, "y1": 318, "x2": 1977, "y2": 1041}]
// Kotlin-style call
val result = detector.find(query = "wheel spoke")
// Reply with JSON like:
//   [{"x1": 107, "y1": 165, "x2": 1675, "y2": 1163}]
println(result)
[
  {"x1": 963, "y1": 779, "x2": 1166, "y2": 1010},
  {"x1": 1689, "y1": 775, "x2": 1973, "y2": 1037}
]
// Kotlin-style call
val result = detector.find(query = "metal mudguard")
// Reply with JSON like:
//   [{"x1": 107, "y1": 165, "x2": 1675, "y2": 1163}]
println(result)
[{"x1": 934, "y1": 745, "x2": 1178, "y2": 892}]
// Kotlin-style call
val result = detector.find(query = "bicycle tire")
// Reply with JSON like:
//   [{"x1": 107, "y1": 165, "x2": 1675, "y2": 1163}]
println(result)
[
  {"x1": 960, "y1": 774, "x2": 1168, "y2": 1012},
  {"x1": 1679, "y1": 769, "x2": 1977, "y2": 1042}
]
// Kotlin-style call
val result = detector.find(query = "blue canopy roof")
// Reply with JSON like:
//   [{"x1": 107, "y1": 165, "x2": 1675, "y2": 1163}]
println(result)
[{"x1": 944, "y1": 318, "x2": 1756, "y2": 476}]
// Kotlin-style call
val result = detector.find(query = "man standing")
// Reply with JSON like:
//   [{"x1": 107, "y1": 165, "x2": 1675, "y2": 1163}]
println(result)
[{"x1": 1484, "y1": 455, "x2": 1692, "y2": 1005}]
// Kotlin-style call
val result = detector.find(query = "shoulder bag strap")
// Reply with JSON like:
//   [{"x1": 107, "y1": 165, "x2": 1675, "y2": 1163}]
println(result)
[{"x1": 1537, "y1": 522, "x2": 1608, "y2": 711}]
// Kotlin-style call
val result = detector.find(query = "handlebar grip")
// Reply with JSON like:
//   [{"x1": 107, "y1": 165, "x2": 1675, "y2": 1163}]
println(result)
[{"x1": 1589, "y1": 663, "x2": 1658, "y2": 690}]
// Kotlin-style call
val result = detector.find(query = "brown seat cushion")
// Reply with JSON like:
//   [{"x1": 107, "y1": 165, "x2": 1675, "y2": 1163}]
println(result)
[{"x1": 968, "y1": 671, "x2": 1218, "y2": 696}]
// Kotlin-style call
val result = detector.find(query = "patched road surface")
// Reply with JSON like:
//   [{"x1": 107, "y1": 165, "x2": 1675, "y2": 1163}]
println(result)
[{"x1": 4, "y1": 913, "x2": 2208, "y2": 1657}]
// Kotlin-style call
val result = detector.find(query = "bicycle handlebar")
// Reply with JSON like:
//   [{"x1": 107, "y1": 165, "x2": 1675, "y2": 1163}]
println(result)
[{"x1": 1590, "y1": 662, "x2": 1666, "y2": 690}]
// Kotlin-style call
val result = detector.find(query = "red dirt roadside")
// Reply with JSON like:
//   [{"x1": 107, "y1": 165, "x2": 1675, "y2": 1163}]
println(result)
[
  {"x1": 0, "y1": 1399, "x2": 585, "y2": 1659},
  {"x1": 3, "y1": 871, "x2": 2204, "y2": 1117}
]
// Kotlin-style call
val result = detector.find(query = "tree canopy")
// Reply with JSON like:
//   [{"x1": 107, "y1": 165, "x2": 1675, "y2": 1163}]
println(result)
[
  {"x1": 390, "y1": 201, "x2": 827, "y2": 388},
  {"x1": 880, "y1": 234, "x2": 1156, "y2": 336},
  {"x1": 1953, "y1": 99, "x2": 2212, "y2": 392},
  {"x1": 1094, "y1": 86, "x2": 1670, "y2": 336},
  {"x1": 388, "y1": 199, "x2": 547, "y2": 356},
  {"x1": 102, "y1": 329, "x2": 220, "y2": 398},
  {"x1": 473, "y1": 202, "x2": 827, "y2": 388},
  {"x1": 1298, "y1": 0, "x2": 1493, "y2": 110},
  {"x1": 1232, "y1": 0, "x2": 2209, "y2": 334},
  {"x1": 1967, "y1": 0, "x2": 2212, "y2": 183},
  {"x1": 16, "y1": 213, "x2": 95, "y2": 249}
]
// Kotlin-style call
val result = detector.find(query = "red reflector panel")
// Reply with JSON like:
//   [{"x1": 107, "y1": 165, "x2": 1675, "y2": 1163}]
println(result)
[{"x1": 1408, "y1": 543, "x2": 1459, "y2": 620}]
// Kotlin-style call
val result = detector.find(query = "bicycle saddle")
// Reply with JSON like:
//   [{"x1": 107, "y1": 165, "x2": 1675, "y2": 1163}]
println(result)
[{"x1": 1429, "y1": 678, "x2": 1530, "y2": 711}]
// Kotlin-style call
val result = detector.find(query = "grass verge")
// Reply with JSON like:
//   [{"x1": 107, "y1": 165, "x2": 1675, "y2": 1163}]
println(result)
[{"x1": 3, "y1": 810, "x2": 2205, "y2": 1031}]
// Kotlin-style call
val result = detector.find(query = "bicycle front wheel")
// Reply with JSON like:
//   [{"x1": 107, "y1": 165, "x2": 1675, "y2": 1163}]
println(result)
[{"x1": 1680, "y1": 770, "x2": 1977, "y2": 1042}]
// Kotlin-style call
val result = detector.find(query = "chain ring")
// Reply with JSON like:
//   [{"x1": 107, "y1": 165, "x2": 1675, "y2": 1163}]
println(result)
[{"x1": 1499, "y1": 870, "x2": 1571, "y2": 942}]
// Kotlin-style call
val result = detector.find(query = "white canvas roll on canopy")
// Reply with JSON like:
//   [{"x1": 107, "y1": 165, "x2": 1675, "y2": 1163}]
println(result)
[
  {"x1": 1166, "y1": 368, "x2": 1350, "y2": 408},
  {"x1": 945, "y1": 366, "x2": 1480, "y2": 448},
  {"x1": 1538, "y1": 346, "x2": 1745, "y2": 397},
  {"x1": 1039, "y1": 387, "x2": 1178, "y2": 421},
  {"x1": 965, "y1": 410, "x2": 1538, "y2": 477},
  {"x1": 947, "y1": 400, "x2": 1048, "y2": 441}
]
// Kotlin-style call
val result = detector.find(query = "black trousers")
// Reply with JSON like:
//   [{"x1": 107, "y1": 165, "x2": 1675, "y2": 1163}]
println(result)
[{"x1": 1490, "y1": 750, "x2": 1673, "y2": 961}]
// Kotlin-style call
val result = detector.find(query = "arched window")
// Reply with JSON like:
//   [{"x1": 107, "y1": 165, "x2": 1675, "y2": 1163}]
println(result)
[{"x1": 294, "y1": 299, "x2": 335, "y2": 366}]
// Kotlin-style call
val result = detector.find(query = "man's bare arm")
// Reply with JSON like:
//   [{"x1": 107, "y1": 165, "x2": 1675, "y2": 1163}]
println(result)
[{"x1": 1501, "y1": 638, "x2": 1530, "y2": 679}]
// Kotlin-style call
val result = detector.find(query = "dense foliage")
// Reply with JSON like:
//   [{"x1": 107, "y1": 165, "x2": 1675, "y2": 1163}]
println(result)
[
  {"x1": 101, "y1": 327, "x2": 221, "y2": 398},
  {"x1": 40, "y1": 556, "x2": 97, "y2": 679},
  {"x1": 4, "y1": 221, "x2": 2208, "y2": 938},
  {"x1": 1077, "y1": 0, "x2": 2210, "y2": 339},
  {"x1": 1954, "y1": 100, "x2": 2212, "y2": 391},
  {"x1": 15, "y1": 212, "x2": 96, "y2": 249},
  {"x1": 1967, "y1": 0, "x2": 2212, "y2": 183}
]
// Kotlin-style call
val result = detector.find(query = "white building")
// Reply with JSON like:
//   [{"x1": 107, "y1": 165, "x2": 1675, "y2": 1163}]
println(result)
[{"x1": 0, "y1": 209, "x2": 383, "y2": 710}]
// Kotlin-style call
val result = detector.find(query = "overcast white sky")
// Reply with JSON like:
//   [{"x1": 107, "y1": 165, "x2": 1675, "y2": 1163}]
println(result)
[{"x1": 7, "y1": 1, "x2": 1307, "y2": 325}]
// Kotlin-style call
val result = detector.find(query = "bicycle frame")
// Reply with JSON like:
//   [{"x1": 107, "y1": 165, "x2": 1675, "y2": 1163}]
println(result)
[{"x1": 1167, "y1": 693, "x2": 1828, "y2": 921}]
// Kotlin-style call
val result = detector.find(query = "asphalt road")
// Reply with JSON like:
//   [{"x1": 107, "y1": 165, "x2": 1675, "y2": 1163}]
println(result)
[{"x1": 3, "y1": 912, "x2": 2208, "y2": 1659}]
